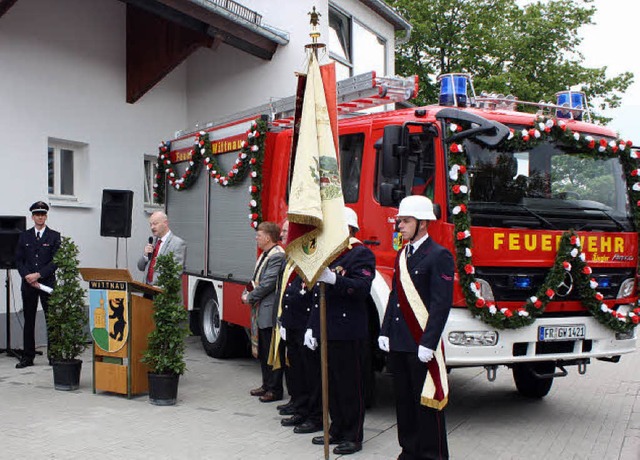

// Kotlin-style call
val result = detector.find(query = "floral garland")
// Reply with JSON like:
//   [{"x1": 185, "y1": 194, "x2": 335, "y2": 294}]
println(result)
[
  {"x1": 202, "y1": 117, "x2": 268, "y2": 228},
  {"x1": 153, "y1": 117, "x2": 268, "y2": 227},
  {"x1": 447, "y1": 116, "x2": 640, "y2": 332}
]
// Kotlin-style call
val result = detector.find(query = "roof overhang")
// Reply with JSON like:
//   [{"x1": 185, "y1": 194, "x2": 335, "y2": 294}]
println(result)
[
  {"x1": 358, "y1": 0, "x2": 412, "y2": 42},
  {"x1": 0, "y1": 0, "x2": 18, "y2": 18},
  {"x1": 121, "y1": 0, "x2": 289, "y2": 103}
]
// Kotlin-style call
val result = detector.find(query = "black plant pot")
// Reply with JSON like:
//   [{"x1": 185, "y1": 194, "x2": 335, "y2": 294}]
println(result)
[
  {"x1": 148, "y1": 373, "x2": 180, "y2": 406},
  {"x1": 52, "y1": 359, "x2": 82, "y2": 391}
]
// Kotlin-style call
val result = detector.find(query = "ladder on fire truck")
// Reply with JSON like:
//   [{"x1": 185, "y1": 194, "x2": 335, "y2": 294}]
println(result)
[{"x1": 175, "y1": 71, "x2": 418, "y2": 137}]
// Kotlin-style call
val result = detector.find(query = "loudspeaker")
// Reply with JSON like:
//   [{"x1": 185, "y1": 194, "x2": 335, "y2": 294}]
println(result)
[
  {"x1": 0, "y1": 216, "x2": 27, "y2": 269},
  {"x1": 100, "y1": 190, "x2": 134, "y2": 238}
]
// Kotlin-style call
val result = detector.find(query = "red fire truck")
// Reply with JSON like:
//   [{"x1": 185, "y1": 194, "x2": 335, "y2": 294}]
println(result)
[{"x1": 159, "y1": 71, "x2": 639, "y2": 398}]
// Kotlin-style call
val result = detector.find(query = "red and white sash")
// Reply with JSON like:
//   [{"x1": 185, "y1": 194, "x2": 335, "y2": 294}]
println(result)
[{"x1": 396, "y1": 247, "x2": 449, "y2": 410}]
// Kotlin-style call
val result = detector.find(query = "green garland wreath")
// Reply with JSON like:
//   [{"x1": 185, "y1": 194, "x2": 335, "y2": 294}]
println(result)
[
  {"x1": 153, "y1": 117, "x2": 268, "y2": 227},
  {"x1": 447, "y1": 116, "x2": 640, "y2": 332}
]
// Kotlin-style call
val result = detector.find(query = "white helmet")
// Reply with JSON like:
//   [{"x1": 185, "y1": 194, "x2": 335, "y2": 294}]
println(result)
[
  {"x1": 397, "y1": 195, "x2": 437, "y2": 221},
  {"x1": 344, "y1": 207, "x2": 359, "y2": 230}
]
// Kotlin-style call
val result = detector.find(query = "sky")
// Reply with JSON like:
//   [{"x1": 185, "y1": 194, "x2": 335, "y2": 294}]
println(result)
[{"x1": 575, "y1": 0, "x2": 638, "y2": 142}]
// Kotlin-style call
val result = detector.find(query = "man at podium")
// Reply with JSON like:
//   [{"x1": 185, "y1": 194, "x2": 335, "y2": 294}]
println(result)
[{"x1": 137, "y1": 211, "x2": 186, "y2": 286}]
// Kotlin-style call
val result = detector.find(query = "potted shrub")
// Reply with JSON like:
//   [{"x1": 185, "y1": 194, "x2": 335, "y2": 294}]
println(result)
[
  {"x1": 142, "y1": 253, "x2": 189, "y2": 405},
  {"x1": 47, "y1": 236, "x2": 89, "y2": 391}
]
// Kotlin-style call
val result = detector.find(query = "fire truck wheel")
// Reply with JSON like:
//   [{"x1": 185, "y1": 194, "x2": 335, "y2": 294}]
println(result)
[
  {"x1": 512, "y1": 361, "x2": 555, "y2": 398},
  {"x1": 199, "y1": 295, "x2": 234, "y2": 359}
]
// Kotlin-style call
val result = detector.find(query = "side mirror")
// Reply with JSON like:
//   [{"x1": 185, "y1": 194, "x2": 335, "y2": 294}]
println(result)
[
  {"x1": 381, "y1": 125, "x2": 405, "y2": 177},
  {"x1": 379, "y1": 182, "x2": 406, "y2": 207}
]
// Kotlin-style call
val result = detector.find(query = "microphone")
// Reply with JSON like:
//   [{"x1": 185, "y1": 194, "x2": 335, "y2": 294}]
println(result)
[{"x1": 148, "y1": 236, "x2": 154, "y2": 245}]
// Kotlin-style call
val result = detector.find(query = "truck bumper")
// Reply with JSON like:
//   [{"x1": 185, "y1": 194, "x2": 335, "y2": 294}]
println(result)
[{"x1": 444, "y1": 308, "x2": 637, "y2": 367}]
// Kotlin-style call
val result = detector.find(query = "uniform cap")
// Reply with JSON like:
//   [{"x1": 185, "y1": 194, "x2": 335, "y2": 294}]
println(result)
[
  {"x1": 397, "y1": 195, "x2": 437, "y2": 221},
  {"x1": 344, "y1": 207, "x2": 359, "y2": 231},
  {"x1": 29, "y1": 201, "x2": 49, "y2": 214}
]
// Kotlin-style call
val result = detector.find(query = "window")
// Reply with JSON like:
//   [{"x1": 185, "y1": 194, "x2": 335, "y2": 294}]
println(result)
[
  {"x1": 339, "y1": 133, "x2": 365, "y2": 203},
  {"x1": 144, "y1": 155, "x2": 161, "y2": 207},
  {"x1": 48, "y1": 139, "x2": 87, "y2": 200},
  {"x1": 329, "y1": 6, "x2": 387, "y2": 80}
]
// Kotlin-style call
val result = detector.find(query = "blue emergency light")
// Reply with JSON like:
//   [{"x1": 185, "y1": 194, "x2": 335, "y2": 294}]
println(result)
[
  {"x1": 556, "y1": 90, "x2": 586, "y2": 121},
  {"x1": 512, "y1": 276, "x2": 532, "y2": 289},
  {"x1": 597, "y1": 277, "x2": 611, "y2": 289},
  {"x1": 438, "y1": 74, "x2": 468, "y2": 107}
]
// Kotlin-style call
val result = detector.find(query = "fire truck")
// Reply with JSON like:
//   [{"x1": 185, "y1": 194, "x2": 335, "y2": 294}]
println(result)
[{"x1": 160, "y1": 71, "x2": 639, "y2": 398}]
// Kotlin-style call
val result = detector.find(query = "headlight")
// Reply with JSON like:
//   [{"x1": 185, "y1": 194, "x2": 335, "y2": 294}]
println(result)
[
  {"x1": 448, "y1": 331, "x2": 498, "y2": 346},
  {"x1": 617, "y1": 278, "x2": 635, "y2": 299},
  {"x1": 475, "y1": 278, "x2": 495, "y2": 301}
]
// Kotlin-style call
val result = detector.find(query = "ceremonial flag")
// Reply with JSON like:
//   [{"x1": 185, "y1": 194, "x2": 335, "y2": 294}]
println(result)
[{"x1": 286, "y1": 53, "x2": 349, "y2": 285}]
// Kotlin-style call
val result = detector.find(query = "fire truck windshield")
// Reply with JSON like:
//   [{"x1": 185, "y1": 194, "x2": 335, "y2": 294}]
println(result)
[{"x1": 463, "y1": 138, "x2": 633, "y2": 231}]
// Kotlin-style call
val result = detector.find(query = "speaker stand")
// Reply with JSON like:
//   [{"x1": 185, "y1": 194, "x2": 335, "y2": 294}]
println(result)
[{"x1": 0, "y1": 269, "x2": 23, "y2": 360}]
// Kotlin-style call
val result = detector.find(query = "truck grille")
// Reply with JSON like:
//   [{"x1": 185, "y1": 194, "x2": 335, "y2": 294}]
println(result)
[{"x1": 475, "y1": 267, "x2": 633, "y2": 301}]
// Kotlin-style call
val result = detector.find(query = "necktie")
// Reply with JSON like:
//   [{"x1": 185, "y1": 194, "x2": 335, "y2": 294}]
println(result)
[
  {"x1": 147, "y1": 240, "x2": 161, "y2": 283},
  {"x1": 36, "y1": 231, "x2": 41, "y2": 241},
  {"x1": 407, "y1": 244, "x2": 414, "y2": 257}
]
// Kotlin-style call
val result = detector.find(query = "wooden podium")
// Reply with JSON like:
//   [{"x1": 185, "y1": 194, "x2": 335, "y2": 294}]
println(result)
[{"x1": 80, "y1": 268, "x2": 161, "y2": 398}]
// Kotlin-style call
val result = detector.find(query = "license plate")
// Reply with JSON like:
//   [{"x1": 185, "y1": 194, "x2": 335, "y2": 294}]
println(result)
[{"x1": 538, "y1": 324, "x2": 586, "y2": 341}]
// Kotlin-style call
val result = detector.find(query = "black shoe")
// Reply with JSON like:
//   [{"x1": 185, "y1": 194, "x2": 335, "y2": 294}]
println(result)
[
  {"x1": 281, "y1": 414, "x2": 305, "y2": 427},
  {"x1": 250, "y1": 386, "x2": 267, "y2": 397},
  {"x1": 277, "y1": 400, "x2": 293, "y2": 411},
  {"x1": 333, "y1": 441, "x2": 362, "y2": 455},
  {"x1": 312, "y1": 435, "x2": 341, "y2": 445},
  {"x1": 293, "y1": 421, "x2": 323, "y2": 434},
  {"x1": 16, "y1": 359, "x2": 34, "y2": 369},
  {"x1": 279, "y1": 405, "x2": 297, "y2": 416}
]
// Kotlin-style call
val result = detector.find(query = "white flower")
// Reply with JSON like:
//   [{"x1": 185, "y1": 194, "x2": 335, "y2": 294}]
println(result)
[
  {"x1": 213, "y1": 177, "x2": 219, "y2": 183},
  {"x1": 632, "y1": 183, "x2": 640, "y2": 191},
  {"x1": 235, "y1": 159, "x2": 241, "y2": 165},
  {"x1": 590, "y1": 279, "x2": 598, "y2": 289},
  {"x1": 465, "y1": 248, "x2": 472, "y2": 257},
  {"x1": 200, "y1": 148, "x2": 205, "y2": 154},
  {"x1": 580, "y1": 253, "x2": 586, "y2": 262},
  {"x1": 545, "y1": 119, "x2": 554, "y2": 128},
  {"x1": 459, "y1": 185, "x2": 468, "y2": 194},
  {"x1": 251, "y1": 145, "x2": 259, "y2": 152},
  {"x1": 598, "y1": 146, "x2": 606, "y2": 153},
  {"x1": 470, "y1": 283, "x2": 480, "y2": 296},
  {"x1": 533, "y1": 129, "x2": 541, "y2": 139},
  {"x1": 508, "y1": 131, "x2": 514, "y2": 140},
  {"x1": 250, "y1": 200, "x2": 257, "y2": 207},
  {"x1": 205, "y1": 157, "x2": 210, "y2": 163},
  {"x1": 518, "y1": 309, "x2": 529, "y2": 317},
  {"x1": 574, "y1": 133, "x2": 581, "y2": 141},
  {"x1": 449, "y1": 164, "x2": 460, "y2": 181},
  {"x1": 449, "y1": 123, "x2": 458, "y2": 132},
  {"x1": 600, "y1": 304, "x2": 609, "y2": 313},
  {"x1": 251, "y1": 171, "x2": 258, "y2": 178},
  {"x1": 241, "y1": 140, "x2": 246, "y2": 148},
  {"x1": 153, "y1": 183, "x2": 158, "y2": 189},
  {"x1": 189, "y1": 161, "x2": 194, "y2": 166},
  {"x1": 570, "y1": 248, "x2": 579, "y2": 258},
  {"x1": 585, "y1": 136, "x2": 593, "y2": 142},
  {"x1": 169, "y1": 172, "x2": 175, "y2": 178},
  {"x1": 609, "y1": 140, "x2": 617, "y2": 148},
  {"x1": 521, "y1": 129, "x2": 529, "y2": 138},
  {"x1": 452, "y1": 206, "x2": 461, "y2": 215},
  {"x1": 252, "y1": 221, "x2": 258, "y2": 228},
  {"x1": 199, "y1": 130, "x2": 205, "y2": 135},
  {"x1": 241, "y1": 153, "x2": 247, "y2": 160},
  {"x1": 488, "y1": 305, "x2": 497, "y2": 315},
  {"x1": 558, "y1": 120, "x2": 566, "y2": 129},
  {"x1": 538, "y1": 122, "x2": 545, "y2": 131}
]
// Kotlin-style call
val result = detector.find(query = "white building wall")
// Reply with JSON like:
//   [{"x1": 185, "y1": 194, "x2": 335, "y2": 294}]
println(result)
[
  {"x1": 183, "y1": 0, "x2": 397, "y2": 133},
  {"x1": 0, "y1": 0, "x2": 188, "y2": 292}
]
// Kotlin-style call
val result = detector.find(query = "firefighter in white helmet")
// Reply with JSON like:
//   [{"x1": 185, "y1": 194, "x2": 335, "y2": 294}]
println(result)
[{"x1": 379, "y1": 195, "x2": 454, "y2": 459}]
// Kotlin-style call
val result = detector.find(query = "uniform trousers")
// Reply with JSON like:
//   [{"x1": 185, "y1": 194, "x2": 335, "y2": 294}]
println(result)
[
  {"x1": 387, "y1": 351, "x2": 449, "y2": 460},
  {"x1": 258, "y1": 327, "x2": 283, "y2": 396},
  {"x1": 283, "y1": 327, "x2": 310, "y2": 417},
  {"x1": 21, "y1": 283, "x2": 51, "y2": 361}
]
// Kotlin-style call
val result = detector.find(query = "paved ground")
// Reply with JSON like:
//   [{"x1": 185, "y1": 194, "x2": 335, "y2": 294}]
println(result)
[{"x1": 0, "y1": 335, "x2": 638, "y2": 460}]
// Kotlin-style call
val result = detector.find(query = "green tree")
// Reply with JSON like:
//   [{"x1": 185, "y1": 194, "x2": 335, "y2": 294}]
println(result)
[{"x1": 389, "y1": 0, "x2": 633, "y2": 123}]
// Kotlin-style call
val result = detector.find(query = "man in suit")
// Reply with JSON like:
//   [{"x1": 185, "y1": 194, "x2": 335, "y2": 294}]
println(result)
[
  {"x1": 302, "y1": 207, "x2": 375, "y2": 456},
  {"x1": 137, "y1": 211, "x2": 186, "y2": 285},
  {"x1": 242, "y1": 221, "x2": 286, "y2": 403},
  {"x1": 379, "y1": 195, "x2": 454, "y2": 460},
  {"x1": 14, "y1": 201, "x2": 61, "y2": 369}
]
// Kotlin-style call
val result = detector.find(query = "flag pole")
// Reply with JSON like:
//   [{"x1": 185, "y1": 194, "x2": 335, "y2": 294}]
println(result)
[{"x1": 307, "y1": 8, "x2": 331, "y2": 459}]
